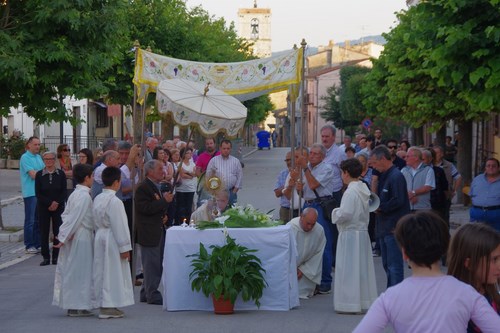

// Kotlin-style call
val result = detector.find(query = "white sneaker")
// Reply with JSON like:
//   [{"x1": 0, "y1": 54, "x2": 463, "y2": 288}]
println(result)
[{"x1": 25, "y1": 248, "x2": 38, "y2": 254}]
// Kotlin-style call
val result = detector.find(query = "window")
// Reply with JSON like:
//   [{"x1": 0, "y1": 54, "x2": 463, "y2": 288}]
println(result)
[
  {"x1": 251, "y1": 18, "x2": 259, "y2": 40},
  {"x1": 96, "y1": 107, "x2": 108, "y2": 128}
]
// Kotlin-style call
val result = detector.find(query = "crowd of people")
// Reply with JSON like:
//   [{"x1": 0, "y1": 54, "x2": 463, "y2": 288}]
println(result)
[
  {"x1": 17, "y1": 127, "x2": 500, "y2": 329},
  {"x1": 273, "y1": 124, "x2": 499, "y2": 330},
  {"x1": 18, "y1": 134, "x2": 241, "y2": 318}
]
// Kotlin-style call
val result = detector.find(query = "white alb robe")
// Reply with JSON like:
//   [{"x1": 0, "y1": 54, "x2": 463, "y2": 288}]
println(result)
[
  {"x1": 289, "y1": 217, "x2": 326, "y2": 299},
  {"x1": 53, "y1": 184, "x2": 95, "y2": 310},
  {"x1": 92, "y1": 189, "x2": 134, "y2": 308},
  {"x1": 331, "y1": 181, "x2": 377, "y2": 313}
]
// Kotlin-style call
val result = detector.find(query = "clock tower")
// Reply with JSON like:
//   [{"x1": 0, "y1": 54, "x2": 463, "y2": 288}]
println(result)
[{"x1": 238, "y1": 1, "x2": 272, "y2": 58}]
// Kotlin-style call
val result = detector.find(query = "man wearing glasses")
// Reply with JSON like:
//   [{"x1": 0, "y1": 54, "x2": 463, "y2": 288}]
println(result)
[
  {"x1": 20, "y1": 136, "x2": 45, "y2": 254},
  {"x1": 385, "y1": 139, "x2": 406, "y2": 170}
]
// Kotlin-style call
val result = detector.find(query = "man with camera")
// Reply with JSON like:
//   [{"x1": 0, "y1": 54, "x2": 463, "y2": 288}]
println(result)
[{"x1": 135, "y1": 160, "x2": 174, "y2": 305}]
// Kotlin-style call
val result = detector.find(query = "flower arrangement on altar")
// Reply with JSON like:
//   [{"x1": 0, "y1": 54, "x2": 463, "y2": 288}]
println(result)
[{"x1": 196, "y1": 204, "x2": 283, "y2": 230}]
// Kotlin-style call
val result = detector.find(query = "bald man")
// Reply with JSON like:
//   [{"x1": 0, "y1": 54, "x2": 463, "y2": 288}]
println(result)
[{"x1": 289, "y1": 208, "x2": 326, "y2": 299}]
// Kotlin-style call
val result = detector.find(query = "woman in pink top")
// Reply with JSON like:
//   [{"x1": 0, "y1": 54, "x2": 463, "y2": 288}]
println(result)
[
  {"x1": 447, "y1": 223, "x2": 500, "y2": 333},
  {"x1": 353, "y1": 211, "x2": 500, "y2": 333}
]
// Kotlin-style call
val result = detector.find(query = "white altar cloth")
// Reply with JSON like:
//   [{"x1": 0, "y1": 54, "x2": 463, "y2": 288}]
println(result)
[{"x1": 162, "y1": 225, "x2": 300, "y2": 311}]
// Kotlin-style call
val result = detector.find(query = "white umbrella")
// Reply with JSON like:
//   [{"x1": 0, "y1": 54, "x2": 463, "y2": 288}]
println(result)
[{"x1": 156, "y1": 79, "x2": 247, "y2": 137}]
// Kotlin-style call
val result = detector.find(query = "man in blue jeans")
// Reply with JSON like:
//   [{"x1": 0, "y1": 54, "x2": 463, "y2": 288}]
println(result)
[
  {"x1": 293, "y1": 143, "x2": 334, "y2": 294},
  {"x1": 20, "y1": 136, "x2": 45, "y2": 254},
  {"x1": 369, "y1": 145, "x2": 410, "y2": 287}
]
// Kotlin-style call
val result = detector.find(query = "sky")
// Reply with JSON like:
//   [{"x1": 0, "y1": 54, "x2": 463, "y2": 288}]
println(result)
[{"x1": 185, "y1": 0, "x2": 407, "y2": 52}]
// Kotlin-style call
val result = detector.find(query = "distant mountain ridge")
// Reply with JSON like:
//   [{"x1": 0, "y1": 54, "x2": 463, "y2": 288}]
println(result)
[{"x1": 337, "y1": 35, "x2": 386, "y2": 46}]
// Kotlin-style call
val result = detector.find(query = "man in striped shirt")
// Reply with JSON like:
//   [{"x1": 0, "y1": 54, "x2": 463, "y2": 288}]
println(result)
[{"x1": 206, "y1": 139, "x2": 243, "y2": 206}]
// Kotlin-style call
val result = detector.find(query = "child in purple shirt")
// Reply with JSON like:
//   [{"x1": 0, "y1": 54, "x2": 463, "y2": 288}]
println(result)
[{"x1": 353, "y1": 211, "x2": 500, "y2": 333}]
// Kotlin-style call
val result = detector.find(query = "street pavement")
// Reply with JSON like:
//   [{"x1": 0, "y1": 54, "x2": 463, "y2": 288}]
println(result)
[{"x1": 0, "y1": 147, "x2": 470, "y2": 333}]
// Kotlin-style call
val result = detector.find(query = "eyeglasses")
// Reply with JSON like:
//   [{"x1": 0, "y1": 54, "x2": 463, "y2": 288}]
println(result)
[
  {"x1": 78, "y1": 155, "x2": 87, "y2": 159},
  {"x1": 387, "y1": 145, "x2": 397, "y2": 149},
  {"x1": 63, "y1": 148, "x2": 71, "y2": 152},
  {"x1": 43, "y1": 158, "x2": 55, "y2": 161}
]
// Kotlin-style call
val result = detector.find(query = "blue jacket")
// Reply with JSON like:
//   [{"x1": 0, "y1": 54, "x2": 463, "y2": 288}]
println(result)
[{"x1": 376, "y1": 166, "x2": 410, "y2": 238}]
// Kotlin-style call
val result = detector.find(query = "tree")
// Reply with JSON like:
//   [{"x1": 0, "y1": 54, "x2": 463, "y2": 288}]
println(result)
[
  {"x1": 0, "y1": 0, "x2": 129, "y2": 123},
  {"x1": 115, "y1": 1, "x2": 271, "y2": 140},
  {"x1": 320, "y1": 65, "x2": 405, "y2": 137},
  {"x1": 362, "y1": 0, "x2": 500, "y2": 186}
]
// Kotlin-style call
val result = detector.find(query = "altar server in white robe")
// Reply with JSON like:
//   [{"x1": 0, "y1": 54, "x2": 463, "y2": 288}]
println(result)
[
  {"x1": 53, "y1": 163, "x2": 95, "y2": 317},
  {"x1": 93, "y1": 166, "x2": 134, "y2": 319},
  {"x1": 290, "y1": 207, "x2": 326, "y2": 299},
  {"x1": 331, "y1": 158, "x2": 377, "y2": 314}
]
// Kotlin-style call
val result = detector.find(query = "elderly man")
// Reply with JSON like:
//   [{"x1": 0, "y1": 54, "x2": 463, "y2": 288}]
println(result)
[
  {"x1": 206, "y1": 139, "x2": 242, "y2": 206},
  {"x1": 339, "y1": 135, "x2": 356, "y2": 152},
  {"x1": 91, "y1": 150, "x2": 120, "y2": 199},
  {"x1": 319, "y1": 125, "x2": 345, "y2": 272},
  {"x1": 135, "y1": 160, "x2": 174, "y2": 305},
  {"x1": 289, "y1": 207, "x2": 326, "y2": 299},
  {"x1": 144, "y1": 137, "x2": 158, "y2": 162},
  {"x1": 162, "y1": 140, "x2": 174, "y2": 152},
  {"x1": 470, "y1": 158, "x2": 500, "y2": 231},
  {"x1": 293, "y1": 143, "x2": 334, "y2": 294},
  {"x1": 401, "y1": 147, "x2": 435, "y2": 211},
  {"x1": 369, "y1": 146, "x2": 410, "y2": 287},
  {"x1": 190, "y1": 191, "x2": 230, "y2": 224}
]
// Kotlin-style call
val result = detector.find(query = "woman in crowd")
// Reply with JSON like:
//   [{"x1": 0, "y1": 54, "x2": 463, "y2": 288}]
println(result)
[
  {"x1": 153, "y1": 147, "x2": 174, "y2": 184},
  {"x1": 353, "y1": 211, "x2": 500, "y2": 332},
  {"x1": 56, "y1": 144, "x2": 74, "y2": 197},
  {"x1": 398, "y1": 140, "x2": 411, "y2": 152},
  {"x1": 170, "y1": 148, "x2": 181, "y2": 176},
  {"x1": 92, "y1": 147, "x2": 103, "y2": 168},
  {"x1": 175, "y1": 147, "x2": 197, "y2": 224},
  {"x1": 35, "y1": 151, "x2": 67, "y2": 266},
  {"x1": 163, "y1": 148, "x2": 174, "y2": 184},
  {"x1": 331, "y1": 158, "x2": 377, "y2": 314},
  {"x1": 77, "y1": 148, "x2": 94, "y2": 166},
  {"x1": 447, "y1": 223, "x2": 500, "y2": 333}
]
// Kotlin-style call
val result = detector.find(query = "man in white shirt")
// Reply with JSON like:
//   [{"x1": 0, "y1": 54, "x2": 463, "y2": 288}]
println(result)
[
  {"x1": 206, "y1": 139, "x2": 243, "y2": 206},
  {"x1": 401, "y1": 147, "x2": 435, "y2": 211}
]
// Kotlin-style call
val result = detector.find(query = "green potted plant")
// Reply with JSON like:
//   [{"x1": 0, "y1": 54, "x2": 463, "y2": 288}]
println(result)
[
  {"x1": 188, "y1": 233, "x2": 267, "y2": 314},
  {"x1": 6, "y1": 135, "x2": 27, "y2": 169}
]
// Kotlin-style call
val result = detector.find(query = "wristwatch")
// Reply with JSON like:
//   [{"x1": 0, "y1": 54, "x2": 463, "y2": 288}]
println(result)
[{"x1": 412, "y1": 190, "x2": 416, "y2": 196}]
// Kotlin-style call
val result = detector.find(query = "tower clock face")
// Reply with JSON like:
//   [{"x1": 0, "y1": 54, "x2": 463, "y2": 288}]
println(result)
[{"x1": 251, "y1": 18, "x2": 259, "y2": 39}]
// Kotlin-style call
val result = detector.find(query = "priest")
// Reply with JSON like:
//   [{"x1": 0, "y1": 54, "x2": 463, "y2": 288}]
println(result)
[
  {"x1": 191, "y1": 191, "x2": 230, "y2": 224},
  {"x1": 289, "y1": 207, "x2": 326, "y2": 299}
]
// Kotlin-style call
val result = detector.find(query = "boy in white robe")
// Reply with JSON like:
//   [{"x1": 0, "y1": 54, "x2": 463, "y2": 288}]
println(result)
[
  {"x1": 53, "y1": 163, "x2": 95, "y2": 317},
  {"x1": 289, "y1": 207, "x2": 326, "y2": 299},
  {"x1": 93, "y1": 166, "x2": 134, "y2": 319}
]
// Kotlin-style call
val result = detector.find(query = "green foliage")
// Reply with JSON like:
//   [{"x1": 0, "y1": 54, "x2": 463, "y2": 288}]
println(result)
[
  {"x1": 188, "y1": 234, "x2": 268, "y2": 307},
  {"x1": 1, "y1": 134, "x2": 26, "y2": 159},
  {"x1": 362, "y1": 0, "x2": 500, "y2": 130},
  {"x1": 243, "y1": 95, "x2": 274, "y2": 125},
  {"x1": 320, "y1": 66, "x2": 371, "y2": 135},
  {"x1": 0, "y1": 0, "x2": 129, "y2": 123}
]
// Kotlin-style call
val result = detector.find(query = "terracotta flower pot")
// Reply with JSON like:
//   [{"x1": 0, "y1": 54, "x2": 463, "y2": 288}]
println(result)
[{"x1": 211, "y1": 294, "x2": 234, "y2": 315}]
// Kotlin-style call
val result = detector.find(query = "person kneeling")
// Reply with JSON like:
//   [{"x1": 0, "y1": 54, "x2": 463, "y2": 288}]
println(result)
[{"x1": 289, "y1": 208, "x2": 326, "y2": 299}]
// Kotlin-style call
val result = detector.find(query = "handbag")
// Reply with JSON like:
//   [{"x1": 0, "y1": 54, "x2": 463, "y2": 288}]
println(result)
[{"x1": 313, "y1": 189, "x2": 338, "y2": 221}]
